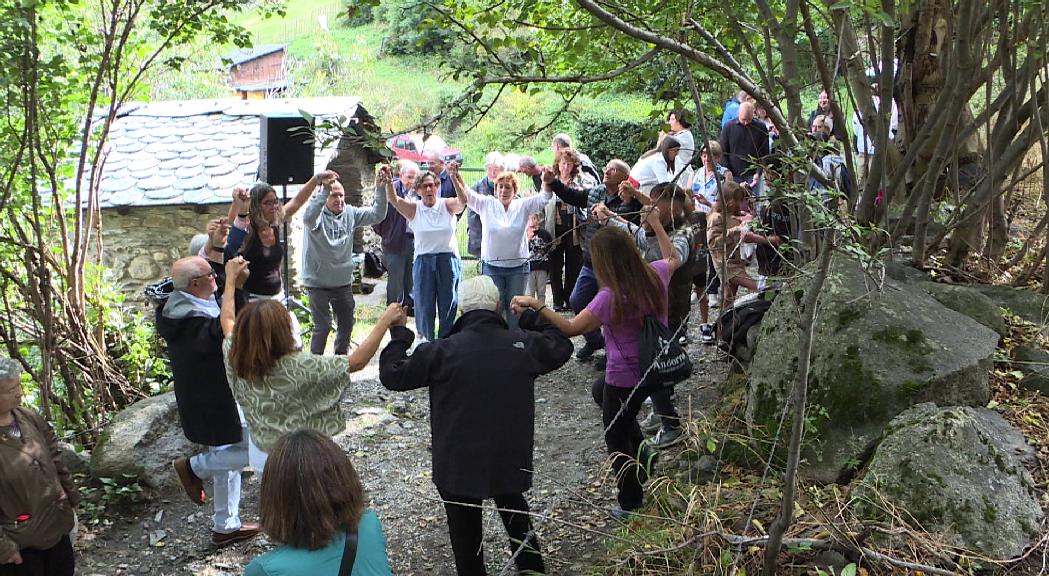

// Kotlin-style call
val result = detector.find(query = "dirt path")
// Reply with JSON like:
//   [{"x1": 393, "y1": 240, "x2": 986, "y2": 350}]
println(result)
[{"x1": 76, "y1": 322, "x2": 727, "y2": 575}]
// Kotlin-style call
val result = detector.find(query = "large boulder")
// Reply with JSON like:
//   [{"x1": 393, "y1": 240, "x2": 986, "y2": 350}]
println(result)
[
  {"x1": 971, "y1": 284, "x2": 1049, "y2": 330},
  {"x1": 853, "y1": 403, "x2": 1042, "y2": 560},
  {"x1": 1013, "y1": 344, "x2": 1049, "y2": 396},
  {"x1": 919, "y1": 282, "x2": 1009, "y2": 337},
  {"x1": 90, "y1": 392, "x2": 198, "y2": 489},
  {"x1": 746, "y1": 254, "x2": 1000, "y2": 483}
]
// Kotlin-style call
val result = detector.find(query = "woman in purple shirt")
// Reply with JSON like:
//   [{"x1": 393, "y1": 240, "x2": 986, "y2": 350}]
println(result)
[{"x1": 511, "y1": 206, "x2": 681, "y2": 517}]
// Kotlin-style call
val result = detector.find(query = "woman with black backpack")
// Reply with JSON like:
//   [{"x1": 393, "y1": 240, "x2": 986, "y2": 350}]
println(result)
[{"x1": 512, "y1": 206, "x2": 680, "y2": 518}]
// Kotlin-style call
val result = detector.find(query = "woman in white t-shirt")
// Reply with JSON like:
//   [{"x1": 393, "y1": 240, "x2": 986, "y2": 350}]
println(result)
[
  {"x1": 386, "y1": 165, "x2": 467, "y2": 342},
  {"x1": 453, "y1": 166, "x2": 552, "y2": 328},
  {"x1": 629, "y1": 137, "x2": 681, "y2": 196}
]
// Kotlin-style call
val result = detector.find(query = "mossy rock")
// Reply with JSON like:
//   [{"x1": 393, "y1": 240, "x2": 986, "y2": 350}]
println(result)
[
  {"x1": 90, "y1": 392, "x2": 200, "y2": 489},
  {"x1": 853, "y1": 403, "x2": 1041, "y2": 560},
  {"x1": 1013, "y1": 344, "x2": 1049, "y2": 396},
  {"x1": 971, "y1": 285, "x2": 1049, "y2": 331},
  {"x1": 746, "y1": 254, "x2": 999, "y2": 483},
  {"x1": 919, "y1": 282, "x2": 1009, "y2": 337}
]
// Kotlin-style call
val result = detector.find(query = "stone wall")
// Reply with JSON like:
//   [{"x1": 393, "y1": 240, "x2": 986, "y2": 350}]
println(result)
[
  {"x1": 96, "y1": 204, "x2": 305, "y2": 307},
  {"x1": 96, "y1": 190, "x2": 380, "y2": 307}
]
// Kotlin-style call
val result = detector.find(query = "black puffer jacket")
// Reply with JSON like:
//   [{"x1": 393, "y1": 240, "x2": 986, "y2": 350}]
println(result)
[{"x1": 379, "y1": 309, "x2": 573, "y2": 498}]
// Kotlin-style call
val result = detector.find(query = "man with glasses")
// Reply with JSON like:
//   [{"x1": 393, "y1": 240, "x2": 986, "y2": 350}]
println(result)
[{"x1": 157, "y1": 255, "x2": 260, "y2": 546}]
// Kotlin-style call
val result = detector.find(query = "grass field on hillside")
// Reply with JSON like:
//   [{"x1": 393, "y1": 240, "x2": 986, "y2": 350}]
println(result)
[{"x1": 145, "y1": 3, "x2": 656, "y2": 167}]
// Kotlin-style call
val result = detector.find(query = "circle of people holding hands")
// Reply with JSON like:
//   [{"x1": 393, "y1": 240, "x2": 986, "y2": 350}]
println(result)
[{"x1": 1, "y1": 87, "x2": 870, "y2": 574}]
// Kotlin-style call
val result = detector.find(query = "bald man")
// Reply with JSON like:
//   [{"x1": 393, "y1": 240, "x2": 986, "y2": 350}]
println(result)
[{"x1": 156, "y1": 256, "x2": 260, "y2": 546}]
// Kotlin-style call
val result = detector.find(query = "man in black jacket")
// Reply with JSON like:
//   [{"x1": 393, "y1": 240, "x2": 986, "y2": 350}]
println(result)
[
  {"x1": 720, "y1": 101, "x2": 771, "y2": 216},
  {"x1": 546, "y1": 161, "x2": 642, "y2": 365},
  {"x1": 379, "y1": 275, "x2": 573, "y2": 576},
  {"x1": 156, "y1": 251, "x2": 259, "y2": 546}
]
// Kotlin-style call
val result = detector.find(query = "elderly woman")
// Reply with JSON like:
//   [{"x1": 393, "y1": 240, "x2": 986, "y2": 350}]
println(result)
[
  {"x1": 379, "y1": 276, "x2": 572, "y2": 575},
  {"x1": 546, "y1": 147, "x2": 593, "y2": 312},
  {"x1": 453, "y1": 165, "x2": 552, "y2": 328},
  {"x1": 219, "y1": 258, "x2": 406, "y2": 470},
  {"x1": 385, "y1": 165, "x2": 468, "y2": 342},
  {"x1": 0, "y1": 358, "x2": 78, "y2": 575},
  {"x1": 466, "y1": 152, "x2": 504, "y2": 259}
]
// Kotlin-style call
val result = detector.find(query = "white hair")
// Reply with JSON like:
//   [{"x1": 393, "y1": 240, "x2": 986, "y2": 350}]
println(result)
[
  {"x1": 458, "y1": 275, "x2": 500, "y2": 313},
  {"x1": 189, "y1": 233, "x2": 209, "y2": 257},
  {"x1": 0, "y1": 357, "x2": 22, "y2": 382},
  {"x1": 552, "y1": 133, "x2": 573, "y2": 149},
  {"x1": 518, "y1": 155, "x2": 537, "y2": 168},
  {"x1": 484, "y1": 151, "x2": 504, "y2": 168},
  {"x1": 397, "y1": 159, "x2": 420, "y2": 176},
  {"x1": 171, "y1": 257, "x2": 209, "y2": 291},
  {"x1": 502, "y1": 153, "x2": 521, "y2": 172}
]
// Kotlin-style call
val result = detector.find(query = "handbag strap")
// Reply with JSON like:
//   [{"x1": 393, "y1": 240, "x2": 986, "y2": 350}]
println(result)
[{"x1": 338, "y1": 530, "x2": 359, "y2": 576}]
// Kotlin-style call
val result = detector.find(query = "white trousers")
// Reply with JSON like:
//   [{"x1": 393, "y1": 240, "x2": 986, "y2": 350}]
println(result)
[{"x1": 190, "y1": 409, "x2": 251, "y2": 533}]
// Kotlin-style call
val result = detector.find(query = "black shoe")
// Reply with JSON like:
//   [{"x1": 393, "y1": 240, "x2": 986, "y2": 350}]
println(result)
[
  {"x1": 576, "y1": 341, "x2": 604, "y2": 361},
  {"x1": 554, "y1": 304, "x2": 571, "y2": 313}
]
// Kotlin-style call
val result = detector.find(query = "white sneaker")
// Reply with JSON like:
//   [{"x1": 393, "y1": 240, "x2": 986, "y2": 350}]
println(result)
[{"x1": 708, "y1": 294, "x2": 719, "y2": 308}]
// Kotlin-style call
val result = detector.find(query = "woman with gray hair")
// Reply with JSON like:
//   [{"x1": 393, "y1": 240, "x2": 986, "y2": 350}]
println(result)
[
  {"x1": 0, "y1": 358, "x2": 78, "y2": 575},
  {"x1": 379, "y1": 276, "x2": 573, "y2": 575}
]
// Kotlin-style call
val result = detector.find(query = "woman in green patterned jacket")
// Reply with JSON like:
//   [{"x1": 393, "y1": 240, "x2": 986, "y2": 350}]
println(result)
[{"x1": 218, "y1": 257, "x2": 406, "y2": 470}]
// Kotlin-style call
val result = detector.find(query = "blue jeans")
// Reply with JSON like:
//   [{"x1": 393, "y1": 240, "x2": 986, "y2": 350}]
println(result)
[
  {"x1": 570, "y1": 263, "x2": 604, "y2": 348},
  {"x1": 482, "y1": 261, "x2": 530, "y2": 329},
  {"x1": 413, "y1": 252, "x2": 462, "y2": 341}
]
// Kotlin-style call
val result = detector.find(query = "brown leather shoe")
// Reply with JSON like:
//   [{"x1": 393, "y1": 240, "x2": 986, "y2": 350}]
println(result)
[
  {"x1": 211, "y1": 523, "x2": 261, "y2": 546},
  {"x1": 172, "y1": 457, "x2": 205, "y2": 505}
]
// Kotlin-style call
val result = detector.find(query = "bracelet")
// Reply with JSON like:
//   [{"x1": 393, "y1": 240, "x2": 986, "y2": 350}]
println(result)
[{"x1": 536, "y1": 305, "x2": 548, "y2": 313}]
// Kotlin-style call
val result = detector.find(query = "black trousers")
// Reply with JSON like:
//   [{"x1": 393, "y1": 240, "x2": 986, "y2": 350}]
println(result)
[
  {"x1": 437, "y1": 489, "x2": 545, "y2": 576},
  {"x1": 548, "y1": 242, "x2": 581, "y2": 308},
  {"x1": 592, "y1": 378, "x2": 679, "y2": 432},
  {"x1": 0, "y1": 536, "x2": 74, "y2": 576},
  {"x1": 590, "y1": 376, "x2": 655, "y2": 510}
]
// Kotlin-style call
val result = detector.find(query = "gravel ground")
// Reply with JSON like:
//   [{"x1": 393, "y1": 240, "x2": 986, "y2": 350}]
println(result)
[{"x1": 76, "y1": 307, "x2": 729, "y2": 575}]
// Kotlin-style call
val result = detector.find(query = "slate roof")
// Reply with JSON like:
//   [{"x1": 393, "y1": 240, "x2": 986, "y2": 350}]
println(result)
[
  {"x1": 225, "y1": 44, "x2": 286, "y2": 67},
  {"x1": 95, "y1": 97, "x2": 361, "y2": 209}
]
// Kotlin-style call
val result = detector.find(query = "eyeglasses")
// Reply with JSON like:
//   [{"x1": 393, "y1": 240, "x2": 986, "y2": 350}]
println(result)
[{"x1": 192, "y1": 271, "x2": 216, "y2": 282}]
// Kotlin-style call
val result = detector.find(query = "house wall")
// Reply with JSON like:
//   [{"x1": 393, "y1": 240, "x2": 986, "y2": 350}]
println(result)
[
  {"x1": 229, "y1": 51, "x2": 286, "y2": 86},
  {"x1": 97, "y1": 204, "x2": 305, "y2": 307},
  {"x1": 97, "y1": 191, "x2": 381, "y2": 308}
]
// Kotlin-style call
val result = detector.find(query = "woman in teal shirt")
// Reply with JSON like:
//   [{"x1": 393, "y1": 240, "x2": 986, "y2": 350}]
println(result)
[{"x1": 245, "y1": 430, "x2": 392, "y2": 576}]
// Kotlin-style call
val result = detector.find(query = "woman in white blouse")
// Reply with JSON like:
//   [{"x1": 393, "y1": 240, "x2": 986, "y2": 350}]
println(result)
[
  {"x1": 386, "y1": 165, "x2": 467, "y2": 342},
  {"x1": 452, "y1": 166, "x2": 553, "y2": 328}
]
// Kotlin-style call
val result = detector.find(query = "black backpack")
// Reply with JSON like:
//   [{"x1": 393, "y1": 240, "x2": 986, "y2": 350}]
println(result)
[
  {"x1": 716, "y1": 297, "x2": 773, "y2": 362},
  {"x1": 639, "y1": 315, "x2": 693, "y2": 387}
]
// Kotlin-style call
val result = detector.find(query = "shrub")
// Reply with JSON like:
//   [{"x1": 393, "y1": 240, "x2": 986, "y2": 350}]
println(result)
[{"x1": 575, "y1": 115, "x2": 655, "y2": 167}]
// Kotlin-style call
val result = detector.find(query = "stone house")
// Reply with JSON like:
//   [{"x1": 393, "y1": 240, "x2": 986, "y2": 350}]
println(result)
[
  {"x1": 93, "y1": 97, "x2": 379, "y2": 303},
  {"x1": 226, "y1": 44, "x2": 289, "y2": 99}
]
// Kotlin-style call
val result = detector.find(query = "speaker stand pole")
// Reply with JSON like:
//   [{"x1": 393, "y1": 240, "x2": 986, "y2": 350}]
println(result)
[{"x1": 281, "y1": 183, "x2": 290, "y2": 308}]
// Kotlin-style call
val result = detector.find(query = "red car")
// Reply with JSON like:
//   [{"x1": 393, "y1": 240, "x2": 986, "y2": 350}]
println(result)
[{"x1": 386, "y1": 133, "x2": 463, "y2": 166}]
